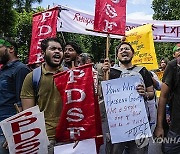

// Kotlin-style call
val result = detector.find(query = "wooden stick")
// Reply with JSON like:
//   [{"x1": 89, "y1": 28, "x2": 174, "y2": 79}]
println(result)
[
  {"x1": 14, "y1": 104, "x2": 21, "y2": 113},
  {"x1": 73, "y1": 141, "x2": 79, "y2": 149},
  {"x1": 105, "y1": 34, "x2": 110, "y2": 80}
]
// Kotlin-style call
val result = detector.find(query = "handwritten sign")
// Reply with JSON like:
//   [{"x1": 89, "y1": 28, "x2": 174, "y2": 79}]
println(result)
[
  {"x1": 54, "y1": 138, "x2": 97, "y2": 154},
  {"x1": 101, "y1": 76, "x2": 152, "y2": 143},
  {"x1": 0, "y1": 106, "x2": 49, "y2": 154},
  {"x1": 126, "y1": 24, "x2": 158, "y2": 70}
]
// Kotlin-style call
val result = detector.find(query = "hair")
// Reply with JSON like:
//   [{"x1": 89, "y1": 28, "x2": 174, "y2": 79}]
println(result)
[
  {"x1": 41, "y1": 37, "x2": 62, "y2": 52},
  {"x1": 160, "y1": 57, "x2": 169, "y2": 65},
  {"x1": 0, "y1": 37, "x2": 18, "y2": 56},
  {"x1": 116, "y1": 42, "x2": 135, "y2": 54},
  {"x1": 79, "y1": 53, "x2": 89, "y2": 64},
  {"x1": 65, "y1": 41, "x2": 82, "y2": 54}
]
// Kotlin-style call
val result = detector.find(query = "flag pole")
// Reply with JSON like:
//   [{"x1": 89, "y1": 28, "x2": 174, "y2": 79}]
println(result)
[{"x1": 105, "y1": 34, "x2": 110, "y2": 80}]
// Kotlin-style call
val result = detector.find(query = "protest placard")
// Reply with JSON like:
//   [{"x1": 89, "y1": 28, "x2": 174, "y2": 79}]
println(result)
[
  {"x1": 0, "y1": 106, "x2": 49, "y2": 154},
  {"x1": 54, "y1": 138, "x2": 96, "y2": 154},
  {"x1": 101, "y1": 76, "x2": 152, "y2": 144},
  {"x1": 126, "y1": 24, "x2": 158, "y2": 70}
]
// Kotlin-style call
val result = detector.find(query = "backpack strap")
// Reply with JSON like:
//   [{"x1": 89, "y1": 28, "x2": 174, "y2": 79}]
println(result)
[{"x1": 32, "y1": 66, "x2": 42, "y2": 104}]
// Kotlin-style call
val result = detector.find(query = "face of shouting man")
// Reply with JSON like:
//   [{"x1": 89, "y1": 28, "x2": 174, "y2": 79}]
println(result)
[
  {"x1": 44, "y1": 41, "x2": 63, "y2": 68},
  {"x1": 117, "y1": 43, "x2": 134, "y2": 65},
  {"x1": 64, "y1": 45, "x2": 78, "y2": 65}
]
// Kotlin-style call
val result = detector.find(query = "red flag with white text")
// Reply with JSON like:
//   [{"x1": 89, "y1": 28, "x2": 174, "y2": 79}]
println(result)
[
  {"x1": 94, "y1": 0, "x2": 126, "y2": 35},
  {"x1": 28, "y1": 7, "x2": 59, "y2": 65},
  {"x1": 54, "y1": 64, "x2": 102, "y2": 144}
]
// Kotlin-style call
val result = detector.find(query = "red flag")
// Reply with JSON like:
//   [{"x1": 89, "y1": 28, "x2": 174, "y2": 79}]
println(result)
[
  {"x1": 54, "y1": 64, "x2": 103, "y2": 143},
  {"x1": 28, "y1": 7, "x2": 59, "y2": 65},
  {"x1": 94, "y1": 0, "x2": 126, "y2": 35}
]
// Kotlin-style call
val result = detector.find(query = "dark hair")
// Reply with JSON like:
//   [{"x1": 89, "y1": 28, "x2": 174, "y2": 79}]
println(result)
[
  {"x1": 65, "y1": 41, "x2": 82, "y2": 54},
  {"x1": 41, "y1": 37, "x2": 62, "y2": 52},
  {"x1": 116, "y1": 42, "x2": 134, "y2": 54},
  {"x1": 160, "y1": 57, "x2": 169, "y2": 65},
  {"x1": 0, "y1": 37, "x2": 18, "y2": 56}
]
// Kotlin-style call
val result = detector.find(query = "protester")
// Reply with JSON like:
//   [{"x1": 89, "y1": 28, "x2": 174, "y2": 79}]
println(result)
[
  {"x1": 96, "y1": 58, "x2": 105, "y2": 82},
  {"x1": 102, "y1": 41, "x2": 154, "y2": 154},
  {"x1": 0, "y1": 37, "x2": 30, "y2": 154},
  {"x1": 154, "y1": 43, "x2": 180, "y2": 154},
  {"x1": 20, "y1": 37, "x2": 64, "y2": 154},
  {"x1": 63, "y1": 41, "x2": 82, "y2": 69},
  {"x1": 172, "y1": 43, "x2": 180, "y2": 59},
  {"x1": 148, "y1": 71, "x2": 161, "y2": 131},
  {"x1": 159, "y1": 58, "x2": 169, "y2": 71}
]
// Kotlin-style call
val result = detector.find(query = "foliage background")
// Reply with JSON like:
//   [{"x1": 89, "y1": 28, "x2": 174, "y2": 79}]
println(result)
[{"x1": 0, "y1": 0, "x2": 179, "y2": 64}]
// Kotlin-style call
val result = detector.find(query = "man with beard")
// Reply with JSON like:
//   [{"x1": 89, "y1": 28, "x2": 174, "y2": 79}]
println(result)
[
  {"x1": 20, "y1": 37, "x2": 64, "y2": 154},
  {"x1": 0, "y1": 37, "x2": 30, "y2": 154},
  {"x1": 64, "y1": 41, "x2": 82, "y2": 69},
  {"x1": 102, "y1": 41, "x2": 154, "y2": 154}
]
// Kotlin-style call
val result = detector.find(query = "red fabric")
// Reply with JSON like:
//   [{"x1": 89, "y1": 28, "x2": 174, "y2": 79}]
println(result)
[
  {"x1": 28, "y1": 7, "x2": 59, "y2": 65},
  {"x1": 54, "y1": 64, "x2": 103, "y2": 144},
  {"x1": 94, "y1": 0, "x2": 126, "y2": 35}
]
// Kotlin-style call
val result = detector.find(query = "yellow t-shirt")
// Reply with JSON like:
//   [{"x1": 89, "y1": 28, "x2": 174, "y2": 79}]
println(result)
[{"x1": 20, "y1": 64, "x2": 63, "y2": 140}]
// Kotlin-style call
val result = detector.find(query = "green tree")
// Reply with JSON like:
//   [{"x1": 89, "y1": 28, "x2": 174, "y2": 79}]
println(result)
[
  {"x1": 152, "y1": 0, "x2": 180, "y2": 62},
  {"x1": 0, "y1": 0, "x2": 17, "y2": 36},
  {"x1": 13, "y1": 0, "x2": 43, "y2": 12},
  {"x1": 152, "y1": 0, "x2": 180, "y2": 20}
]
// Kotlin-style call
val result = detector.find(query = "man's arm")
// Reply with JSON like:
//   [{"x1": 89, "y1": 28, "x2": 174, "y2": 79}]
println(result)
[
  {"x1": 136, "y1": 84, "x2": 154, "y2": 100},
  {"x1": 21, "y1": 98, "x2": 35, "y2": 110},
  {"x1": 154, "y1": 83, "x2": 170, "y2": 137},
  {"x1": 20, "y1": 72, "x2": 36, "y2": 110}
]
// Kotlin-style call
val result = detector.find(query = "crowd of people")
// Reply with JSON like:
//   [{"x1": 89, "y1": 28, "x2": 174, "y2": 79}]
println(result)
[{"x1": 0, "y1": 36, "x2": 180, "y2": 154}]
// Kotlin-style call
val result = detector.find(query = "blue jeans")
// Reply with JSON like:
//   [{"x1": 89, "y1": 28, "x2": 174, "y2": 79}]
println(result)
[
  {"x1": 163, "y1": 130, "x2": 180, "y2": 154},
  {"x1": 0, "y1": 135, "x2": 9, "y2": 154}
]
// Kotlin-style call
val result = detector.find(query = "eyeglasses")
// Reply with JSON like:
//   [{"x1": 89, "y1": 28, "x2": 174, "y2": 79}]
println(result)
[{"x1": 119, "y1": 47, "x2": 131, "y2": 52}]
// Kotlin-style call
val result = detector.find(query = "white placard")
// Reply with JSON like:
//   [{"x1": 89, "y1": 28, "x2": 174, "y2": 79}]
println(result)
[
  {"x1": 101, "y1": 76, "x2": 152, "y2": 144},
  {"x1": 0, "y1": 106, "x2": 49, "y2": 154},
  {"x1": 54, "y1": 138, "x2": 97, "y2": 154}
]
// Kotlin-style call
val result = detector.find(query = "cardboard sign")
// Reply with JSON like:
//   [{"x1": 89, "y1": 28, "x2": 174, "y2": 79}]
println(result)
[
  {"x1": 0, "y1": 106, "x2": 49, "y2": 154},
  {"x1": 126, "y1": 24, "x2": 158, "y2": 70},
  {"x1": 101, "y1": 76, "x2": 152, "y2": 143},
  {"x1": 54, "y1": 138, "x2": 96, "y2": 154}
]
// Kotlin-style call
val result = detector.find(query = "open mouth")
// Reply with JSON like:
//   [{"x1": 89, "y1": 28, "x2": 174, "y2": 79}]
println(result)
[
  {"x1": 121, "y1": 53, "x2": 129, "y2": 58},
  {"x1": 53, "y1": 54, "x2": 61, "y2": 62}
]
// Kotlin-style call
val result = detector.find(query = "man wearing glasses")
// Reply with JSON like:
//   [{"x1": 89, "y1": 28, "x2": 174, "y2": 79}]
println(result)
[{"x1": 103, "y1": 41, "x2": 154, "y2": 154}]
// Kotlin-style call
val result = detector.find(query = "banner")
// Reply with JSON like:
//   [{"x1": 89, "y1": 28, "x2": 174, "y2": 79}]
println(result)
[
  {"x1": 29, "y1": 7, "x2": 59, "y2": 65},
  {"x1": 0, "y1": 106, "x2": 49, "y2": 154},
  {"x1": 126, "y1": 24, "x2": 159, "y2": 70},
  {"x1": 101, "y1": 76, "x2": 152, "y2": 143},
  {"x1": 94, "y1": 0, "x2": 126, "y2": 35},
  {"x1": 54, "y1": 64, "x2": 102, "y2": 142},
  {"x1": 57, "y1": 5, "x2": 180, "y2": 42}
]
